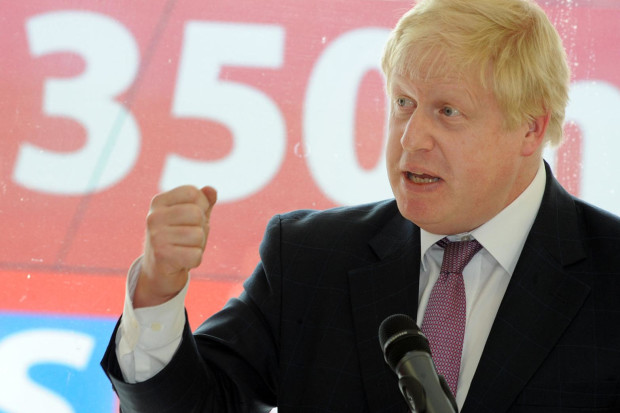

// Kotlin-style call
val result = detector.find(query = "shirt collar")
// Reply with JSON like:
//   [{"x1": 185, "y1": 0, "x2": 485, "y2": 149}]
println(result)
[{"x1": 420, "y1": 160, "x2": 546, "y2": 274}]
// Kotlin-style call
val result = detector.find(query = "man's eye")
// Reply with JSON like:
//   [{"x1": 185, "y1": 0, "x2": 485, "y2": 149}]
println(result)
[
  {"x1": 396, "y1": 97, "x2": 414, "y2": 107},
  {"x1": 442, "y1": 106, "x2": 461, "y2": 117}
]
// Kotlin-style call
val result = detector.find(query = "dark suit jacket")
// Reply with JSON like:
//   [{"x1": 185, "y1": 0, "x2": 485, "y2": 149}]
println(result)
[{"x1": 102, "y1": 164, "x2": 620, "y2": 412}]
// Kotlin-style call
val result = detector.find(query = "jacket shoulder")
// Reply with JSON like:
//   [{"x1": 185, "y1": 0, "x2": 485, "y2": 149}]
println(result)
[
  {"x1": 279, "y1": 199, "x2": 399, "y2": 227},
  {"x1": 259, "y1": 199, "x2": 409, "y2": 257},
  {"x1": 574, "y1": 197, "x2": 620, "y2": 237}
]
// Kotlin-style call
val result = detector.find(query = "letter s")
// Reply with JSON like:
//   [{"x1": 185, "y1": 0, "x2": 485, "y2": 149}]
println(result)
[{"x1": 0, "y1": 329, "x2": 95, "y2": 413}]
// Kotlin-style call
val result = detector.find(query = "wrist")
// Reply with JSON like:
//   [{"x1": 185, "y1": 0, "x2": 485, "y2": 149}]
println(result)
[{"x1": 133, "y1": 270, "x2": 188, "y2": 308}]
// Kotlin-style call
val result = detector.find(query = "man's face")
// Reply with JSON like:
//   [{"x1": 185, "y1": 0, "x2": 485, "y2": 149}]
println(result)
[{"x1": 386, "y1": 67, "x2": 540, "y2": 235}]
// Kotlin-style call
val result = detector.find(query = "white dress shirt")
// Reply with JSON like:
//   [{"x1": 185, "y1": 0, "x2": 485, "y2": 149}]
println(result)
[{"x1": 117, "y1": 162, "x2": 546, "y2": 410}]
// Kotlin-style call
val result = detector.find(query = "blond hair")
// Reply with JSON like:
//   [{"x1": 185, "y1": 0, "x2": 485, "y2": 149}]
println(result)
[{"x1": 382, "y1": 0, "x2": 570, "y2": 146}]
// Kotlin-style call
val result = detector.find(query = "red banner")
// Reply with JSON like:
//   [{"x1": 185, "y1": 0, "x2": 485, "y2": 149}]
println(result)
[{"x1": 1, "y1": 2, "x2": 620, "y2": 410}]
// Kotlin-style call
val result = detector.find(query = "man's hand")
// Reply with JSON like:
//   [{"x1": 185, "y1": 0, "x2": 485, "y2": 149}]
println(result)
[{"x1": 133, "y1": 185, "x2": 217, "y2": 308}]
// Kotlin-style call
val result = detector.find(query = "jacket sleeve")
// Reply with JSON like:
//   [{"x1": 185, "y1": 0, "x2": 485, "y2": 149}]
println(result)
[{"x1": 101, "y1": 216, "x2": 285, "y2": 413}]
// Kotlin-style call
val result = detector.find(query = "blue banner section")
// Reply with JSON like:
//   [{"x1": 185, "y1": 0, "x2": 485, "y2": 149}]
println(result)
[{"x1": 0, "y1": 312, "x2": 117, "y2": 413}]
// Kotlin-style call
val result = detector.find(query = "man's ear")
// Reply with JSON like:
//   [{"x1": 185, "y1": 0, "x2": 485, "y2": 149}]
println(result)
[{"x1": 521, "y1": 112, "x2": 550, "y2": 156}]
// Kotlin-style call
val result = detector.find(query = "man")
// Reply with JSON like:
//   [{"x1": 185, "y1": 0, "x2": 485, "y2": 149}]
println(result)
[{"x1": 102, "y1": 0, "x2": 620, "y2": 411}]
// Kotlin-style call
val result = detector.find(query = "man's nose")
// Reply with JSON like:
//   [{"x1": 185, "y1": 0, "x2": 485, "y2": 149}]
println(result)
[{"x1": 400, "y1": 109, "x2": 435, "y2": 153}]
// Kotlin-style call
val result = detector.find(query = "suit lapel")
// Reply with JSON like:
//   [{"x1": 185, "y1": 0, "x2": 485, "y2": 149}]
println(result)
[
  {"x1": 348, "y1": 209, "x2": 420, "y2": 412},
  {"x1": 462, "y1": 165, "x2": 591, "y2": 413}
]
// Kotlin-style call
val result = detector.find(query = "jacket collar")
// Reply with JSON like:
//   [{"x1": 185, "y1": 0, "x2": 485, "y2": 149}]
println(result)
[{"x1": 462, "y1": 162, "x2": 590, "y2": 413}]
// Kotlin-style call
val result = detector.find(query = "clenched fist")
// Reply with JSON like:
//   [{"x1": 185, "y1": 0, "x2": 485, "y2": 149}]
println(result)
[{"x1": 133, "y1": 185, "x2": 217, "y2": 308}]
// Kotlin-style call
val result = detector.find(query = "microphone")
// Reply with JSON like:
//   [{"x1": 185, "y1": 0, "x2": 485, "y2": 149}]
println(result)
[{"x1": 378, "y1": 314, "x2": 458, "y2": 413}]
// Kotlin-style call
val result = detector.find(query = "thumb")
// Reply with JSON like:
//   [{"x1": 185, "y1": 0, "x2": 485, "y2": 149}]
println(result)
[{"x1": 201, "y1": 186, "x2": 218, "y2": 217}]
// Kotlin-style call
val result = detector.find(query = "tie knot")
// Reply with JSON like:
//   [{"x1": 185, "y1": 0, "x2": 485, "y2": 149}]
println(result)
[{"x1": 438, "y1": 238, "x2": 482, "y2": 274}]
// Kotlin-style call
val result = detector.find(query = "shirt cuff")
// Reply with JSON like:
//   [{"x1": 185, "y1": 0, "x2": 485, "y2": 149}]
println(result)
[{"x1": 115, "y1": 256, "x2": 189, "y2": 383}]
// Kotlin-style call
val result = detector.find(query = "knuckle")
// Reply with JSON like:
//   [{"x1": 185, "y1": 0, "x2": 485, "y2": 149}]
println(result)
[
  {"x1": 187, "y1": 227, "x2": 206, "y2": 246},
  {"x1": 145, "y1": 210, "x2": 158, "y2": 227},
  {"x1": 190, "y1": 249, "x2": 204, "y2": 267},
  {"x1": 150, "y1": 191, "x2": 168, "y2": 207},
  {"x1": 145, "y1": 210, "x2": 167, "y2": 233},
  {"x1": 179, "y1": 185, "x2": 200, "y2": 201}
]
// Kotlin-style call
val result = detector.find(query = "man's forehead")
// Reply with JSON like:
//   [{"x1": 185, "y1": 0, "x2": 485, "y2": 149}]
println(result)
[
  {"x1": 393, "y1": 48, "x2": 492, "y2": 91},
  {"x1": 395, "y1": 46, "x2": 476, "y2": 79},
  {"x1": 390, "y1": 66, "x2": 483, "y2": 93}
]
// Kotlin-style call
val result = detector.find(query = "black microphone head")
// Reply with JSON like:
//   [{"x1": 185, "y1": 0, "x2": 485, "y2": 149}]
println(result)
[{"x1": 378, "y1": 314, "x2": 431, "y2": 370}]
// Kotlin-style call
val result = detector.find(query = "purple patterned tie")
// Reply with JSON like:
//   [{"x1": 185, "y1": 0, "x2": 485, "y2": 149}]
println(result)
[{"x1": 421, "y1": 237, "x2": 482, "y2": 397}]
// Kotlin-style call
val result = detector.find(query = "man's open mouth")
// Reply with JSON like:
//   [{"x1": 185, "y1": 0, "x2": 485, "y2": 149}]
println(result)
[{"x1": 406, "y1": 172, "x2": 440, "y2": 184}]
